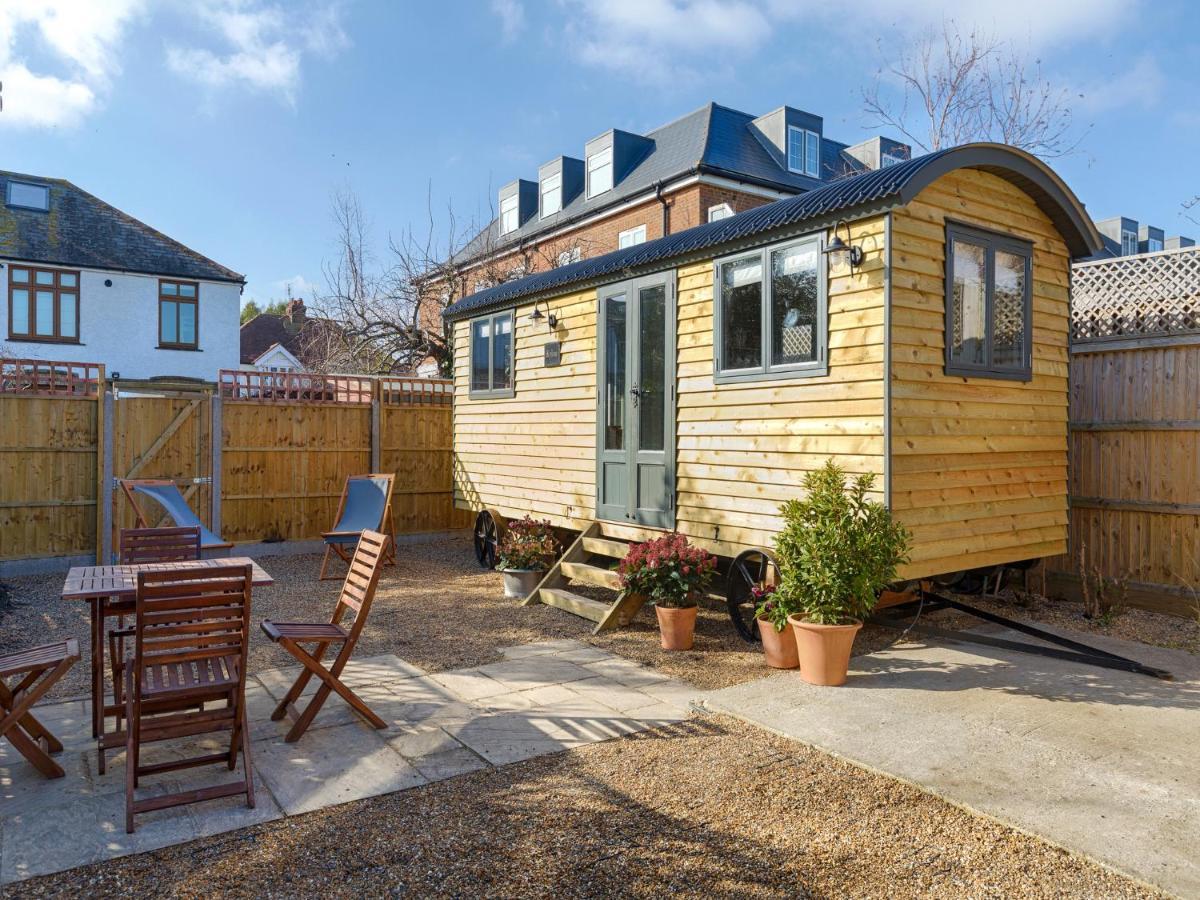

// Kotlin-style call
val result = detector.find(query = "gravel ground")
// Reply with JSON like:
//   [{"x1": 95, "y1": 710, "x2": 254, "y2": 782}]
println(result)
[
  {"x1": 2, "y1": 536, "x2": 1197, "y2": 701},
  {"x1": 5, "y1": 713, "x2": 1161, "y2": 900}
]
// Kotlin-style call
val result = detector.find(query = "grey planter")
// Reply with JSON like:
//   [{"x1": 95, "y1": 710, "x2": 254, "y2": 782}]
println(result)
[{"x1": 500, "y1": 568, "x2": 544, "y2": 599}]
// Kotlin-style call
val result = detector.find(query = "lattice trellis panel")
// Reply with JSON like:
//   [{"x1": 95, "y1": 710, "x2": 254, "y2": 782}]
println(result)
[{"x1": 1072, "y1": 246, "x2": 1200, "y2": 342}]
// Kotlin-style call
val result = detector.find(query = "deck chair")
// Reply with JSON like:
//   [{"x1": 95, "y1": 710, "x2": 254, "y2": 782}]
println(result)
[
  {"x1": 120, "y1": 479, "x2": 232, "y2": 553},
  {"x1": 102, "y1": 526, "x2": 203, "y2": 773},
  {"x1": 0, "y1": 641, "x2": 80, "y2": 778},
  {"x1": 124, "y1": 564, "x2": 255, "y2": 833},
  {"x1": 319, "y1": 473, "x2": 396, "y2": 580},
  {"x1": 261, "y1": 530, "x2": 390, "y2": 742}
]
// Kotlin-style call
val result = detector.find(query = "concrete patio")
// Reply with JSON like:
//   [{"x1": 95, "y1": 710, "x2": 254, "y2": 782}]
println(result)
[
  {"x1": 0, "y1": 639, "x2": 701, "y2": 883},
  {"x1": 703, "y1": 624, "x2": 1200, "y2": 898}
]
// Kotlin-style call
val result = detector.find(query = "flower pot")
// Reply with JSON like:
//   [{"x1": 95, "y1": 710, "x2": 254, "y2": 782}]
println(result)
[
  {"x1": 787, "y1": 615, "x2": 862, "y2": 686},
  {"x1": 655, "y1": 604, "x2": 698, "y2": 651},
  {"x1": 500, "y1": 568, "x2": 544, "y2": 599},
  {"x1": 756, "y1": 617, "x2": 799, "y2": 669}
]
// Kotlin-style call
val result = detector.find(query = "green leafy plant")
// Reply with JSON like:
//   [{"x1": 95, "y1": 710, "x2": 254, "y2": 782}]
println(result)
[
  {"x1": 752, "y1": 584, "x2": 793, "y2": 633},
  {"x1": 773, "y1": 460, "x2": 909, "y2": 626},
  {"x1": 496, "y1": 516, "x2": 558, "y2": 571},
  {"x1": 617, "y1": 533, "x2": 717, "y2": 609}
]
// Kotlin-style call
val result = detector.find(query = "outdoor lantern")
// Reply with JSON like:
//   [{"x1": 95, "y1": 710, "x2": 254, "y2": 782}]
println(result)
[
  {"x1": 528, "y1": 300, "x2": 557, "y2": 329},
  {"x1": 823, "y1": 220, "x2": 864, "y2": 271}
]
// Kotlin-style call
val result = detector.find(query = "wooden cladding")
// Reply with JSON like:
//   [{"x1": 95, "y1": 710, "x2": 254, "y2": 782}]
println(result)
[
  {"x1": 0, "y1": 357, "x2": 103, "y2": 396},
  {"x1": 8, "y1": 265, "x2": 80, "y2": 343}
]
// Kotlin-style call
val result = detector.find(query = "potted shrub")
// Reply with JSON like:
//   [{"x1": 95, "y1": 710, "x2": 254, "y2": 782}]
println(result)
[
  {"x1": 774, "y1": 460, "x2": 909, "y2": 685},
  {"x1": 752, "y1": 584, "x2": 799, "y2": 669},
  {"x1": 617, "y1": 533, "x2": 717, "y2": 650},
  {"x1": 496, "y1": 516, "x2": 559, "y2": 599}
]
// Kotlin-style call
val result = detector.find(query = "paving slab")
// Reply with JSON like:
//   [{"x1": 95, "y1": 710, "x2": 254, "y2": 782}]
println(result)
[{"x1": 702, "y1": 625, "x2": 1200, "y2": 898}]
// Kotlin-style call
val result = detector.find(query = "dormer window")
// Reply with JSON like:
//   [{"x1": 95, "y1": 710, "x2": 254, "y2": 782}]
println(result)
[
  {"x1": 1148, "y1": 237, "x2": 1164, "y2": 252},
  {"x1": 7, "y1": 181, "x2": 50, "y2": 211},
  {"x1": 587, "y1": 147, "x2": 613, "y2": 198},
  {"x1": 786, "y1": 126, "x2": 820, "y2": 178},
  {"x1": 1121, "y1": 230, "x2": 1137, "y2": 255},
  {"x1": 541, "y1": 173, "x2": 562, "y2": 217},
  {"x1": 500, "y1": 194, "x2": 519, "y2": 235}
]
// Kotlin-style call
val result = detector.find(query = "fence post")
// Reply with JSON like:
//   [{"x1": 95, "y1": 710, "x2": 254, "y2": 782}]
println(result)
[
  {"x1": 211, "y1": 393, "x2": 223, "y2": 539},
  {"x1": 371, "y1": 378, "x2": 382, "y2": 473},
  {"x1": 99, "y1": 374, "x2": 114, "y2": 564}
]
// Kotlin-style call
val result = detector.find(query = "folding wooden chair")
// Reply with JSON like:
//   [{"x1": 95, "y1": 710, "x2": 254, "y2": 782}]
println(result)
[
  {"x1": 0, "y1": 641, "x2": 80, "y2": 778},
  {"x1": 319, "y1": 474, "x2": 396, "y2": 580},
  {"x1": 262, "y1": 530, "x2": 390, "y2": 742},
  {"x1": 120, "y1": 479, "x2": 233, "y2": 553},
  {"x1": 124, "y1": 564, "x2": 255, "y2": 833},
  {"x1": 100, "y1": 526, "x2": 202, "y2": 774}
]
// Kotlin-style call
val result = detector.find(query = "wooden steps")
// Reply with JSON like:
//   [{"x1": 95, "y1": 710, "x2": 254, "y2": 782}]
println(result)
[{"x1": 519, "y1": 522, "x2": 643, "y2": 634}]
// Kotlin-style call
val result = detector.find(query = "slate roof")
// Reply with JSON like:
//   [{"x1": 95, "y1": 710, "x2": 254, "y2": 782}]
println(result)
[
  {"x1": 239, "y1": 307, "x2": 329, "y2": 365},
  {"x1": 451, "y1": 103, "x2": 862, "y2": 266},
  {"x1": 444, "y1": 143, "x2": 1102, "y2": 323},
  {"x1": 0, "y1": 170, "x2": 243, "y2": 283}
]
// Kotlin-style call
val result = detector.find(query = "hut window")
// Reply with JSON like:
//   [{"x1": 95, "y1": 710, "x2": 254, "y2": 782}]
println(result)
[
  {"x1": 944, "y1": 223, "x2": 1032, "y2": 381},
  {"x1": 469, "y1": 310, "x2": 515, "y2": 398},
  {"x1": 715, "y1": 234, "x2": 827, "y2": 383}
]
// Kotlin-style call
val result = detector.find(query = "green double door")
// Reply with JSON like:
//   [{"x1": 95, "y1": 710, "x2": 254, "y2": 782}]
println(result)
[{"x1": 595, "y1": 272, "x2": 675, "y2": 528}]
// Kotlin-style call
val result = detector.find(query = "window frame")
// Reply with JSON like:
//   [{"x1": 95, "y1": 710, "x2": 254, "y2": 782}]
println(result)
[
  {"x1": 708, "y1": 203, "x2": 733, "y2": 222},
  {"x1": 1121, "y1": 229, "x2": 1138, "y2": 256},
  {"x1": 7, "y1": 264, "x2": 81, "y2": 343},
  {"x1": 1148, "y1": 237, "x2": 1164, "y2": 252},
  {"x1": 713, "y1": 233, "x2": 828, "y2": 384},
  {"x1": 467, "y1": 308, "x2": 516, "y2": 399},
  {"x1": 786, "y1": 127, "x2": 820, "y2": 177},
  {"x1": 943, "y1": 220, "x2": 1034, "y2": 382},
  {"x1": 157, "y1": 278, "x2": 200, "y2": 350},
  {"x1": 586, "y1": 147, "x2": 613, "y2": 199},
  {"x1": 617, "y1": 224, "x2": 647, "y2": 249},
  {"x1": 6, "y1": 181, "x2": 50, "y2": 211},
  {"x1": 540, "y1": 173, "x2": 562, "y2": 218},
  {"x1": 499, "y1": 194, "x2": 519, "y2": 235}
]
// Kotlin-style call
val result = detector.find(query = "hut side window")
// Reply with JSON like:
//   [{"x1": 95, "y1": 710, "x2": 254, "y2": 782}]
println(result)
[
  {"x1": 945, "y1": 223, "x2": 1032, "y2": 381},
  {"x1": 715, "y1": 234, "x2": 827, "y2": 383},
  {"x1": 469, "y1": 310, "x2": 514, "y2": 398}
]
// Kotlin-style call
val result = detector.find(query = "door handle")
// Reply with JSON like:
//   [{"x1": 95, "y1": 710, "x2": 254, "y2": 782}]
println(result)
[{"x1": 630, "y1": 384, "x2": 641, "y2": 407}]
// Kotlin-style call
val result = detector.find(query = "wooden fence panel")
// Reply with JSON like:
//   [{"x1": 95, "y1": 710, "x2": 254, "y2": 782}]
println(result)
[{"x1": 381, "y1": 402, "x2": 471, "y2": 533}]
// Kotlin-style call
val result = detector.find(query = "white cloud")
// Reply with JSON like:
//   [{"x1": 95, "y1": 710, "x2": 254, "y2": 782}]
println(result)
[
  {"x1": 491, "y1": 0, "x2": 525, "y2": 43},
  {"x1": 277, "y1": 273, "x2": 320, "y2": 300},
  {"x1": 1075, "y1": 54, "x2": 1165, "y2": 114},
  {"x1": 0, "y1": 0, "x2": 146, "y2": 129},
  {"x1": 166, "y1": 0, "x2": 348, "y2": 101}
]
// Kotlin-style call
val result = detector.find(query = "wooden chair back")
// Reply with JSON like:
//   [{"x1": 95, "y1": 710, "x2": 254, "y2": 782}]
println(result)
[
  {"x1": 120, "y1": 527, "x2": 202, "y2": 564},
  {"x1": 330, "y1": 530, "x2": 390, "y2": 645}
]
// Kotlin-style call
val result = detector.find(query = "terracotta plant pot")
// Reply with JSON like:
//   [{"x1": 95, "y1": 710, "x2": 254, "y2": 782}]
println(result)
[
  {"x1": 787, "y1": 615, "x2": 863, "y2": 686},
  {"x1": 655, "y1": 604, "x2": 698, "y2": 651},
  {"x1": 756, "y1": 617, "x2": 799, "y2": 669},
  {"x1": 500, "y1": 568, "x2": 543, "y2": 599}
]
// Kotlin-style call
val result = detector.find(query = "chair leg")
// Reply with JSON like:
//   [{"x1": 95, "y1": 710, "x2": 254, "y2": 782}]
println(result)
[
  {"x1": 318, "y1": 545, "x2": 335, "y2": 581},
  {"x1": 240, "y1": 706, "x2": 256, "y2": 810},
  {"x1": 283, "y1": 645, "x2": 386, "y2": 743},
  {"x1": 124, "y1": 678, "x2": 136, "y2": 834}
]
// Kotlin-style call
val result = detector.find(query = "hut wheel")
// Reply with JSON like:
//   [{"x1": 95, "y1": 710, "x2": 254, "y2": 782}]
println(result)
[
  {"x1": 473, "y1": 509, "x2": 504, "y2": 569},
  {"x1": 725, "y1": 548, "x2": 780, "y2": 643}
]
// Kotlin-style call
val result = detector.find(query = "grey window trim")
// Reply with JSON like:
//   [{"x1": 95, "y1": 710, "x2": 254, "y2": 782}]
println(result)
[
  {"x1": 713, "y1": 232, "x2": 828, "y2": 384},
  {"x1": 943, "y1": 220, "x2": 1034, "y2": 382},
  {"x1": 467, "y1": 308, "x2": 516, "y2": 399}
]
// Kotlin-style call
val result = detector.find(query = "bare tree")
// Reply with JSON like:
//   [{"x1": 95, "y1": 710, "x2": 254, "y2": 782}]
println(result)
[
  {"x1": 1182, "y1": 195, "x2": 1200, "y2": 228},
  {"x1": 862, "y1": 21, "x2": 1083, "y2": 159}
]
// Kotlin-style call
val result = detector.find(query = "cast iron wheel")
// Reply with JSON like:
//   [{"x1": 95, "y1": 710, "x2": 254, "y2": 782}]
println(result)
[
  {"x1": 726, "y1": 548, "x2": 780, "y2": 643},
  {"x1": 473, "y1": 509, "x2": 502, "y2": 569}
]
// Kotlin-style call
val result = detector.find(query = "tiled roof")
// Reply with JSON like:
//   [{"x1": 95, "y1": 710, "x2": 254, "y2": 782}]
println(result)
[
  {"x1": 0, "y1": 170, "x2": 243, "y2": 283},
  {"x1": 444, "y1": 143, "x2": 1102, "y2": 323}
]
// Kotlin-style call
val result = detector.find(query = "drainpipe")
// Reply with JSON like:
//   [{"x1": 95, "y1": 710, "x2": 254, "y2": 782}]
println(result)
[{"x1": 655, "y1": 181, "x2": 669, "y2": 236}]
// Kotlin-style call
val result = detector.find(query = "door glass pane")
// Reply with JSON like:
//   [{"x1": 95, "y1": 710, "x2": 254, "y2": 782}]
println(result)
[
  {"x1": 949, "y1": 240, "x2": 986, "y2": 366},
  {"x1": 59, "y1": 293, "x2": 77, "y2": 338},
  {"x1": 470, "y1": 319, "x2": 491, "y2": 391},
  {"x1": 771, "y1": 243, "x2": 819, "y2": 366},
  {"x1": 179, "y1": 302, "x2": 196, "y2": 345},
  {"x1": 492, "y1": 314, "x2": 512, "y2": 390},
  {"x1": 638, "y1": 285, "x2": 666, "y2": 452},
  {"x1": 11, "y1": 289, "x2": 29, "y2": 333},
  {"x1": 160, "y1": 299, "x2": 177, "y2": 344},
  {"x1": 993, "y1": 250, "x2": 1026, "y2": 368},
  {"x1": 721, "y1": 255, "x2": 763, "y2": 371},
  {"x1": 603, "y1": 295, "x2": 626, "y2": 451},
  {"x1": 35, "y1": 291, "x2": 54, "y2": 335}
]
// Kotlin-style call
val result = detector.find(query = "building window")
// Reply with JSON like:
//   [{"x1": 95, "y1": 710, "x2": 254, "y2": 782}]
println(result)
[
  {"x1": 7, "y1": 181, "x2": 50, "y2": 211},
  {"x1": 786, "y1": 126, "x2": 820, "y2": 177},
  {"x1": 587, "y1": 147, "x2": 613, "y2": 198},
  {"x1": 499, "y1": 194, "x2": 519, "y2": 235},
  {"x1": 618, "y1": 224, "x2": 646, "y2": 249},
  {"x1": 7, "y1": 265, "x2": 79, "y2": 342},
  {"x1": 557, "y1": 246, "x2": 582, "y2": 267},
  {"x1": 1120, "y1": 230, "x2": 1137, "y2": 255},
  {"x1": 708, "y1": 203, "x2": 733, "y2": 222},
  {"x1": 945, "y1": 223, "x2": 1033, "y2": 381},
  {"x1": 159, "y1": 279, "x2": 199, "y2": 349},
  {"x1": 714, "y1": 235, "x2": 826, "y2": 382},
  {"x1": 540, "y1": 173, "x2": 562, "y2": 217},
  {"x1": 880, "y1": 153, "x2": 906, "y2": 168},
  {"x1": 469, "y1": 309, "x2": 514, "y2": 398},
  {"x1": 1148, "y1": 237, "x2": 1164, "y2": 252}
]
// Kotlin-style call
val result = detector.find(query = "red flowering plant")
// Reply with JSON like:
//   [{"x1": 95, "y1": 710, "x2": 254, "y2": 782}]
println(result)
[
  {"x1": 496, "y1": 516, "x2": 559, "y2": 572},
  {"x1": 751, "y1": 584, "x2": 793, "y2": 633},
  {"x1": 616, "y1": 533, "x2": 718, "y2": 609}
]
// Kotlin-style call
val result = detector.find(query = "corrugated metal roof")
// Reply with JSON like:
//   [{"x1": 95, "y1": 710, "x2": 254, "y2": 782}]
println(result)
[{"x1": 443, "y1": 143, "x2": 1102, "y2": 323}]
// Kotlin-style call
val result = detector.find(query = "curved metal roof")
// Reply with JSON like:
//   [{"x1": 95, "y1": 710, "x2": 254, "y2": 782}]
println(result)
[{"x1": 444, "y1": 143, "x2": 1101, "y2": 323}]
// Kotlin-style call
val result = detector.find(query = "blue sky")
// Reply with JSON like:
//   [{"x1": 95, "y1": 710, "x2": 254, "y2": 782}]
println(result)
[{"x1": 2, "y1": 0, "x2": 1198, "y2": 307}]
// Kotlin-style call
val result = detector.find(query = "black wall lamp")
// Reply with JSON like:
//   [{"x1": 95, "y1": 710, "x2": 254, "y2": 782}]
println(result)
[
  {"x1": 823, "y1": 220, "x2": 864, "y2": 271},
  {"x1": 528, "y1": 299, "x2": 557, "y2": 329}
]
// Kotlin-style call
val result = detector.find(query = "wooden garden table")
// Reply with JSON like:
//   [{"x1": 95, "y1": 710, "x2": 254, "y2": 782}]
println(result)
[{"x1": 61, "y1": 558, "x2": 274, "y2": 746}]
